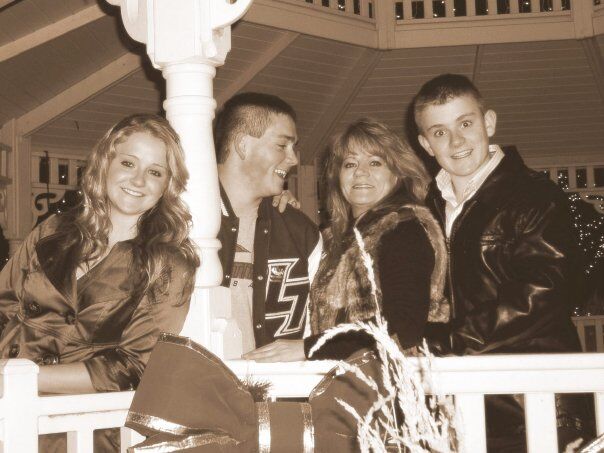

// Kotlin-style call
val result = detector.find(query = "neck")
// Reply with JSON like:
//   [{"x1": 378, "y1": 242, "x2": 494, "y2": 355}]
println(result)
[
  {"x1": 218, "y1": 164, "x2": 262, "y2": 217},
  {"x1": 108, "y1": 211, "x2": 139, "y2": 246}
]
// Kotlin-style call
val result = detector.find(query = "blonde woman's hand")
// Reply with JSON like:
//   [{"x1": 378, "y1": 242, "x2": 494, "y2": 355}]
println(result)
[{"x1": 272, "y1": 190, "x2": 300, "y2": 213}]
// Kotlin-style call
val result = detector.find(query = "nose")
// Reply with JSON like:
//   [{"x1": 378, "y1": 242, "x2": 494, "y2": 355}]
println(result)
[
  {"x1": 130, "y1": 168, "x2": 145, "y2": 187},
  {"x1": 285, "y1": 148, "x2": 299, "y2": 167},
  {"x1": 451, "y1": 130, "x2": 465, "y2": 147},
  {"x1": 354, "y1": 161, "x2": 370, "y2": 176}
]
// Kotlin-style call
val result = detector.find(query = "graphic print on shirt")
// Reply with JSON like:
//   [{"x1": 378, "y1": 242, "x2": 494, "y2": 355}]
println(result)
[{"x1": 265, "y1": 258, "x2": 309, "y2": 337}]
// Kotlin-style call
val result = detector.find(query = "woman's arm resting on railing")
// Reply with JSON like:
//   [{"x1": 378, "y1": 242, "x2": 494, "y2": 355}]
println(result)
[{"x1": 38, "y1": 362, "x2": 95, "y2": 394}]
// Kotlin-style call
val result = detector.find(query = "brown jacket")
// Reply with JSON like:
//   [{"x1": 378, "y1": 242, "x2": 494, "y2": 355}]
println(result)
[{"x1": 0, "y1": 215, "x2": 193, "y2": 392}]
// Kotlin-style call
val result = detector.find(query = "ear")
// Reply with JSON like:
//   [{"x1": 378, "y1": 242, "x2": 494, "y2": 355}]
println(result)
[
  {"x1": 484, "y1": 109, "x2": 497, "y2": 138},
  {"x1": 234, "y1": 134, "x2": 248, "y2": 160},
  {"x1": 417, "y1": 134, "x2": 435, "y2": 157}
]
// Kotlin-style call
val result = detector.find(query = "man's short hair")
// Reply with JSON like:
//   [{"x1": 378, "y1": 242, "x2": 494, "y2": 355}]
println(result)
[
  {"x1": 413, "y1": 74, "x2": 485, "y2": 128},
  {"x1": 214, "y1": 92, "x2": 296, "y2": 163}
]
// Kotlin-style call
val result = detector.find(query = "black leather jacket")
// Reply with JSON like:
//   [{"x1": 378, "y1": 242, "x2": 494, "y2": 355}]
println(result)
[{"x1": 424, "y1": 148, "x2": 581, "y2": 356}]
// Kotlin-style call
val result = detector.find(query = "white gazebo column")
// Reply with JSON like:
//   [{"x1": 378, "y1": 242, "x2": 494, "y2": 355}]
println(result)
[{"x1": 107, "y1": 0, "x2": 253, "y2": 355}]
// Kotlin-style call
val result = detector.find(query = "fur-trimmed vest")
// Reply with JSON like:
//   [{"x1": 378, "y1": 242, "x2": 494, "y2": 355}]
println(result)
[{"x1": 309, "y1": 196, "x2": 449, "y2": 336}]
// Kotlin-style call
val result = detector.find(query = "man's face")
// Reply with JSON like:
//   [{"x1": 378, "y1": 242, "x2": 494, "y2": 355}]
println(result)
[
  {"x1": 417, "y1": 95, "x2": 496, "y2": 190},
  {"x1": 242, "y1": 114, "x2": 298, "y2": 199}
]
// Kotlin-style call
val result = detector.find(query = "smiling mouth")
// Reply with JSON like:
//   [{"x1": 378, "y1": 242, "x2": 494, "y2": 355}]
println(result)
[
  {"x1": 274, "y1": 169, "x2": 288, "y2": 179},
  {"x1": 452, "y1": 149, "x2": 472, "y2": 159},
  {"x1": 353, "y1": 184, "x2": 373, "y2": 189},
  {"x1": 122, "y1": 187, "x2": 144, "y2": 197}
]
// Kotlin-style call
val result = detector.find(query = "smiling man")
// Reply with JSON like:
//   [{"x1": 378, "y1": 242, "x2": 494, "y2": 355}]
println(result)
[
  {"x1": 414, "y1": 74, "x2": 587, "y2": 451},
  {"x1": 214, "y1": 92, "x2": 321, "y2": 362}
]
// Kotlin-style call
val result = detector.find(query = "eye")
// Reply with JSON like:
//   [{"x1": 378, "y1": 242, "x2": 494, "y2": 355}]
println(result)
[
  {"x1": 120, "y1": 160, "x2": 134, "y2": 168},
  {"x1": 148, "y1": 169, "x2": 163, "y2": 178},
  {"x1": 343, "y1": 161, "x2": 356, "y2": 169},
  {"x1": 461, "y1": 120, "x2": 472, "y2": 128},
  {"x1": 434, "y1": 130, "x2": 446, "y2": 138},
  {"x1": 370, "y1": 159, "x2": 382, "y2": 167}
]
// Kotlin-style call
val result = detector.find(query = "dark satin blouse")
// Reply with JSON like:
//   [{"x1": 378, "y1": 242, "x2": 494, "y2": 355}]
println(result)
[{"x1": 0, "y1": 215, "x2": 192, "y2": 392}]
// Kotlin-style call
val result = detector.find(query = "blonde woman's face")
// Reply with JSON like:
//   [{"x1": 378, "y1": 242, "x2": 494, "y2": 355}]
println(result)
[
  {"x1": 339, "y1": 147, "x2": 397, "y2": 218},
  {"x1": 106, "y1": 132, "x2": 169, "y2": 223}
]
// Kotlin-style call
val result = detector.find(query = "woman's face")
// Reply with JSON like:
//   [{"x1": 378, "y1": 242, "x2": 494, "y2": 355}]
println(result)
[
  {"x1": 339, "y1": 147, "x2": 398, "y2": 218},
  {"x1": 106, "y1": 131, "x2": 169, "y2": 224}
]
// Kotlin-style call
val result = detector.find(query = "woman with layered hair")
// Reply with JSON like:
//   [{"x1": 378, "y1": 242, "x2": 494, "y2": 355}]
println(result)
[
  {"x1": 0, "y1": 113, "x2": 199, "y2": 397},
  {"x1": 304, "y1": 118, "x2": 449, "y2": 360}
]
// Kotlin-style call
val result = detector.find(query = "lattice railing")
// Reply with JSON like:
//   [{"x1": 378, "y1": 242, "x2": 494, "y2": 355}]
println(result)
[{"x1": 535, "y1": 163, "x2": 604, "y2": 214}]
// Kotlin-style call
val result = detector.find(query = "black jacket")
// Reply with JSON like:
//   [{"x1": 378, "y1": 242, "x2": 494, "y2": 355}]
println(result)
[
  {"x1": 218, "y1": 186, "x2": 320, "y2": 347},
  {"x1": 424, "y1": 148, "x2": 581, "y2": 356}
]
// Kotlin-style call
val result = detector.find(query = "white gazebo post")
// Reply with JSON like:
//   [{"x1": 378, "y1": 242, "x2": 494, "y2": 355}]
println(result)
[{"x1": 107, "y1": 0, "x2": 252, "y2": 356}]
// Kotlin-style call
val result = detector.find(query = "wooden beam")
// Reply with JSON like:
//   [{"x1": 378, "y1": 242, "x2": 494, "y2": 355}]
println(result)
[
  {"x1": 301, "y1": 48, "x2": 382, "y2": 164},
  {"x1": 471, "y1": 45, "x2": 484, "y2": 84},
  {"x1": 0, "y1": 4, "x2": 105, "y2": 63},
  {"x1": 17, "y1": 52, "x2": 141, "y2": 136},
  {"x1": 216, "y1": 31, "x2": 298, "y2": 108},
  {"x1": 0, "y1": 0, "x2": 19, "y2": 11},
  {"x1": 580, "y1": 37, "x2": 604, "y2": 106}
]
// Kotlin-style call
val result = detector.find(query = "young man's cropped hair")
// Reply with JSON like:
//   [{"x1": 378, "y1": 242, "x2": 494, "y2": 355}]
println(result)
[
  {"x1": 413, "y1": 73, "x2": 485, "y2": 126},
  {"x1": 214, "y1": 92, "x2": 297, "y2": 163}
]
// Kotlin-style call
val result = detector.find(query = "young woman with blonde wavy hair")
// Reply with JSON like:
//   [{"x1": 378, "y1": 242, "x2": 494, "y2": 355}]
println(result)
[{"x1": 0, "y1": 113, "x2": 199, "y2": 395}]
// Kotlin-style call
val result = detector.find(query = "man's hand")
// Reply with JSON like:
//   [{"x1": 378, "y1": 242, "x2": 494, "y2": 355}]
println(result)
[
  {"x1": 272, "y1": 190, "x2": 300, "y2": 213},
  {"x1": 242, "y1": 339, "x2": 305, "y2": 362}
]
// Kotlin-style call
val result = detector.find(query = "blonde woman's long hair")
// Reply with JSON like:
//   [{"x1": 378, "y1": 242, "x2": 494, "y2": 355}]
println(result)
[{"x1": 74, "y1": 114, "x2": 199, "y2": 301}]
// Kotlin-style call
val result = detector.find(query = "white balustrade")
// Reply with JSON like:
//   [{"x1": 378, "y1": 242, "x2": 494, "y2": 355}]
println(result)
[
  {"x1": 2, "y1": 353, "x2": 604, "y2": 452},
  {"x1": 574, "y1": 315, "x2": 604, "y2": 353},
  {"x1": 535, "y1": 163, "x2": 604, "y2": 214}
]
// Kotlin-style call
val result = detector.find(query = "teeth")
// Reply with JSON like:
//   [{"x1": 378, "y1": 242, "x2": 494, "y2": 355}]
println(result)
[
  {"x1": 122, "y1": 187, "x2": 143, "y2": 197},
  {"x1": 452, "y1": 150, "x2": 472, "y2": 159},
  {"x1": 274, "y1": 169, "x2": 287, "y2": 179}
]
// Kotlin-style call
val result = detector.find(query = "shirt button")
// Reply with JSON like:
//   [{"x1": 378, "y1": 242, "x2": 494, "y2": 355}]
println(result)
[
  {"x1": 255, "y1": 323, "x2": 262, "y2": 330},
  {"x1": 65, "y1": 311, "x2": 76, "y2": 325},
  {"x1": 26, "y1": 301, "x2": 41, "y2": 317},
  {"x1": 263, "y1": 229, "x2": 269, "y2": 234},
  {"x1": 8, "y1": 344, "x2": 19, "y2": 358},
  {"x1": 225, "y1": 274, "x2": 230, "y2": 280},
  {"x1": 41, "y1": 354, "x2": 60, "y2": 365},
  {"x1": 231, "y1": 227, "x2": 237, "y2": 232},
  {"x1": 257, "y1": 275, "x2": 264, "y2": 281}
]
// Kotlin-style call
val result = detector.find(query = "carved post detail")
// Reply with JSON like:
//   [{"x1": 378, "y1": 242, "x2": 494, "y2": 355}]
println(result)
[{"x1": 107, "y1": 0, "x2": 253, "y2": 355}]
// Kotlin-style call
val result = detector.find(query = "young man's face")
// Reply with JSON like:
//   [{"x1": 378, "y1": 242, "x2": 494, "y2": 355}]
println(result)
[
  {"x1": 416, "y1": 95, "x2": 496, "y2": 190},
  {"x1": 242, "y1": 113, "x2": 298, "y2": 199}
]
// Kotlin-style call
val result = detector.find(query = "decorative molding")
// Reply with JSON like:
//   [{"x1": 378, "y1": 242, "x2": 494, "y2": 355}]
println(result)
[{"x1": 0, "y1": 4, "x2": 106, "y2": 63}]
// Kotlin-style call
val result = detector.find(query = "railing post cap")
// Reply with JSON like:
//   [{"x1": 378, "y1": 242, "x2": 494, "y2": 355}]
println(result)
[{"x1": 0, "y1": 358, "x2": 40, "y2": 375}]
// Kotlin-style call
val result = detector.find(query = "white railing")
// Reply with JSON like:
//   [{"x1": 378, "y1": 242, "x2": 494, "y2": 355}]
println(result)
[
  {"x1": 2, "y1": 353, "x2": 604, "y2": 452},
  {"x1": 281, "y1": 0, "x2": 375, "y2": 21},
  {"x1": 395, "y1": 0, "x2": 572, "y2": 21},
  {"x1": 574, "y1": 315, "x2": 604, "y2": 353},
  {"x1": 535, "y1": 163, "x2": 604, "y2": 214}
]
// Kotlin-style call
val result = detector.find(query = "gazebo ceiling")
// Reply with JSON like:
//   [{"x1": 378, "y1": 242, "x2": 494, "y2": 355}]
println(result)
[{"x1": 0, "y1": 0, "x2": 603, "y2": 165}]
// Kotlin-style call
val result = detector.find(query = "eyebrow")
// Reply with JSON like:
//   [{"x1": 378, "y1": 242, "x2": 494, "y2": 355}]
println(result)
[
  {"x1": 118, "y1": 152, "x2": 168, "y2": 170},
  {"x1": 277, "y1": 134, "x2": 298, "y2": 143},
  {"x1": 426, "y1": 112, "x2": 476, "y2": 132}
]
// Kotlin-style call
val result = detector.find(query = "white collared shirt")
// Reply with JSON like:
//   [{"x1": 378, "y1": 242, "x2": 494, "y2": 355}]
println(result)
[{"x1": 435, "y1": 144, "x2": 504, "y2": 237}]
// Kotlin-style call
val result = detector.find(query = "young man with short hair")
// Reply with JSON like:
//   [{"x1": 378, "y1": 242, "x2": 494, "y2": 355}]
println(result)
[
  {"x1": 414, "y1": 74, "x2": 586, "y2": 451},
  {"x1": 214, "y1": 92, "x2": 321, "y2": 362}
]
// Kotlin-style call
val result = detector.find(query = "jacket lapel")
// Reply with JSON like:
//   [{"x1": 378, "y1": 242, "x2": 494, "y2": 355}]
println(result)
[{"x1": 35, "y1": 231, "x2": 79, "y2": 304}]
